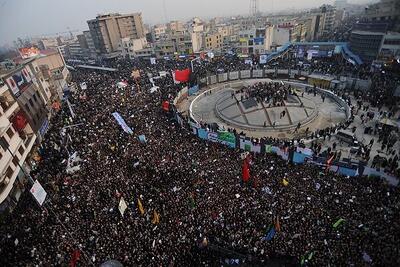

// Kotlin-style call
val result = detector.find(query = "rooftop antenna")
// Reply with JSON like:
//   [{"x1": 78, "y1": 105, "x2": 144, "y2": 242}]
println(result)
[
  {"x1": 163, "y1": 0, "x2": 168, "y2": 23},
  {"x1": 250, "y1": 0, "x2": 259, "y2": 17}
]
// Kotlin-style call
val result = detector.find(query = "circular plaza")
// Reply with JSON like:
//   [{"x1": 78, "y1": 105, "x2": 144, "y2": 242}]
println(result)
[{"x1": 190, "y1": 79, "x2": 349, "y2": 139}]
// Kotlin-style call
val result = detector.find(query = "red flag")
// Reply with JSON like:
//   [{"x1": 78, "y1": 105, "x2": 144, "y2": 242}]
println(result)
[
  {"x1": 325, "y1": 154, "x2": 335, "y2": 172},
  {"x1": 174, "y1": 68, "x2": 191, "y2": 82},
  {"x1": 242, "y1": 159, "x2": 250, "y2": 182},
  {"x1": 275, "y1": 216, "x2": 281, "y2": 232},
  {"x1": 162, "y1": 100, "x2": 170, "y2": 111},
  {"x1": 69, "y1": 249, "x2": 81, "y2": 267}
]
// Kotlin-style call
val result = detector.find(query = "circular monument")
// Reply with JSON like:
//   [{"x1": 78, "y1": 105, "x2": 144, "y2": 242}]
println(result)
[{"x1": 190, "y1": 79, "x2": 349, "y2": 139}]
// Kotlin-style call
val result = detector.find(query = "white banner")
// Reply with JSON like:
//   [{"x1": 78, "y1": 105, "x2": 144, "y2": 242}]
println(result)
[
  {"x1": 259, "y1": 55, "x2": 268, "y2": 64},
  {"x1": 30, "y1": 180, "x2": 47, "y2": 206},
  {"x1": 119, "y1": 197, "x2": 128, "y2": 217},
  {"x1": 150, "y1": 57, "x2": 156, "y2": 65}
]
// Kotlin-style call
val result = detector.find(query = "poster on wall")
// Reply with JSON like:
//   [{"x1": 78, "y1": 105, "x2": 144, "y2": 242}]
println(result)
[{"x1": 6, "y1": 67, "x2": 32, "y2": 97}]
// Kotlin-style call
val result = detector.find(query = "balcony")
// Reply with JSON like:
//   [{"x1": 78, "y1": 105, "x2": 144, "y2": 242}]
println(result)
[{"x1": 0, "y1": 90, "x2": 17, "y2": 117}]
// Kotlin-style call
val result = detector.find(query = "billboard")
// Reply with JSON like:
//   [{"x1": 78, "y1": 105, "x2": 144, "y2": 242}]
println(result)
[
  {"x1": 19, "y1": 47, "x2": 40, "y2": 59},
  {"x1": 6, "y1": 67, "x2": 33, "y2": 97}
]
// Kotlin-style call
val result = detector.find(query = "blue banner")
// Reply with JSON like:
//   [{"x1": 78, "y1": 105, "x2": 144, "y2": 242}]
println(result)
[
  {"x1": 112, "y1": 112, "x2": 133, "y2": 134},
  {"x1": 188, "y1": 85, "x2": 199, "y2": 96},
  {"x1": 198, "y1": 128, "x2": 208, "y2": 140}
]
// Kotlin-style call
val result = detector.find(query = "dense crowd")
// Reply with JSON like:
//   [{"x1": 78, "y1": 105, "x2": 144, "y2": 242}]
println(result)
[
  {"x1": 238, "y1": 81, "x2": 289, "y2": 106},
  {"x1": 0, "y1": 56, "x2": 399, "y2": 267}
]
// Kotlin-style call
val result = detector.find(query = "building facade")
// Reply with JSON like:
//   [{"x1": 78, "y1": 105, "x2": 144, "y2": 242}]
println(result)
[
  {"x1": 87, "y1": 13, "x2": 145, "y2": 58},
  {"x1": 265, "y1": 25, "x2": 290, "y2": 51},
  {"x1": 0, "y1": 81, "x2": 36, "y2": 213}
]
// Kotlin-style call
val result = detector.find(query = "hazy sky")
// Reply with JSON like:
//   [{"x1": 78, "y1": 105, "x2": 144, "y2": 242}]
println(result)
[{"x1": 0, "y1": 0, "x2": 372, "y2": 46}]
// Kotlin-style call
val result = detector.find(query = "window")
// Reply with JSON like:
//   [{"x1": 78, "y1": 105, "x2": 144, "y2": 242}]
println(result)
[
  {"x1": 29, "y1": 99, "x2": 34, "y2": 108},
  {"x1": 33, "y1": 94, "x2": 38, "y2": 102},
  {"x1": 18, "y1": 145, "x2": 25, "y2": 155},
  {"x1": 6, "y1": 127, "x2": 14, "y2": 139},
  {"x1": 6, "y1": 166, "x2": 13, "y2": 179},
  {"x1": 12, "y1": 156, "x2": 19, "y2": 167},
  {"x1": 24, "y1": 103, "x2": 30, "y2": 113}
]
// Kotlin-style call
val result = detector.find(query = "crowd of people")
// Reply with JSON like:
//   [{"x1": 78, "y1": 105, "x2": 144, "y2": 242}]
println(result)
[
  {"x1": 236, "y1": 81, "x2": 289, "y2": 106},
  {"x1": 0, "y1": 55, "x2": 399, "y2": 267}
]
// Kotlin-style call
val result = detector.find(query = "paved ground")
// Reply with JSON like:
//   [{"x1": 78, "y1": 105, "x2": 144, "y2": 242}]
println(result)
[{"x1": 188, "y1": 79, "x2": 346, "y2": 139}]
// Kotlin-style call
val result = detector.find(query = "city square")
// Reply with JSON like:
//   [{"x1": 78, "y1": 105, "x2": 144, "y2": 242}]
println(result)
[{"x1": 0, "y1": 0, "x2": 399, "y2": 266}]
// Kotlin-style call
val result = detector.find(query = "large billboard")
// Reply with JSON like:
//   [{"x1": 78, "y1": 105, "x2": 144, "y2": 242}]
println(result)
[
  {"x1": 19, "y1": 47, "x2": 40, "y2": 59},
  {"x1": 6, "y1": 67, "x2": 33, "y2": 97}
]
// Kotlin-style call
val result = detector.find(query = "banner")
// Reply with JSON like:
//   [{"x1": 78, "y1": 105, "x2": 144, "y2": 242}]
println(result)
[
  {"x1": 198, "y1": 128, "x2": 208, "y2": 140},
  {"x1": 240, "y1": 138, "x2": 253, "y2": 151},
  {"x1": 259, "y1": 55, "x2": 268, "y2": 64},
  {"x1": 30, "y1": 180, "x2": 47, "y2": 206},
  {"x1": 207, "y1": 132, "x2": 219, "y2": 143},
  {"x1": 251, "y1": 143, "x2": 261, "y2": 153},
  {"x1": 131, "y1": 70, "x2": 140, "y2": 79},
  {"x1": 188, "y1": 85, "x2": 199, "y2": 96},
  {"x1": 217, "y1": 131, "x2": 236, "y2": 148},
  {"x1": 174, "y1": 69, "x2": 191, "y2": 82},
  {"x1": 119, "y1": 197, "x2": 128, "y2": 217},
  {"x1": 150, "y1": 57, "x2": 156, "y2": 65},
  {"x1": 112, "y1": 112, "x2": 133, "y2": 134}
]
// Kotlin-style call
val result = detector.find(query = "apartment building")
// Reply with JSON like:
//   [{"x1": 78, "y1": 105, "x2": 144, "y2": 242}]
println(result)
[
  {"x1": 204, "y1": 32, "x2": 223, "y2": 51},
  {"x1": 87, "y1": 13, "x2": 145, "y2": 58},
  {"x1": 0, "y1": 79, "x2": 37, "y2": 213}
]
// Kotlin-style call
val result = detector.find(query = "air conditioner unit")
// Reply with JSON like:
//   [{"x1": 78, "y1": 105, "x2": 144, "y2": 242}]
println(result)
[{"x1": 4, "y1": 177, "x2": 10, "y2": 185}]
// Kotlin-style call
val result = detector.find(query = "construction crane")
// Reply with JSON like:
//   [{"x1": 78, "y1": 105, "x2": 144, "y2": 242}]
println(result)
[{"x1": 250, "y1": 0, "x2": 259, "y2": 17}]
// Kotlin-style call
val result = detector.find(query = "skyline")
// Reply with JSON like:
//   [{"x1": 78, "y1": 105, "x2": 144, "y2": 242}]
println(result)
[{"x1": 0, "y1": 0, "x2": 376, "y2": 47}]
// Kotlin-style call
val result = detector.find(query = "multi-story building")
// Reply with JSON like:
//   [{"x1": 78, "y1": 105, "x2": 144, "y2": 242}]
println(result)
[
  {"x1": 236, "y1": 28, "x2": 267, "y2": 55},
  {"x1": 265, "y1": 25, "x2": 290, "y2": 51},
  {"x1": 37, "y1": 37, "x2": 62, "y2": 50},
  {"x1": 349, "y1": 22, "x2": 388, "y2": 62},
  {"x1": 120, "y1": 37, "x2": 152, "y2": 59},
  {"x1": 364, "y1": 0, "x2": 400, "y2": 31},
  {"x1": 319, "y1": 5, "x2": 337, "y2": 36},
  {"x1": 153, "y1": 24, "x2": 167, "y2": 41},
  {"x1": 87, "y1": 13, "x2": 145, "y2": 58},
  {"x1": 167, "y1": 21, "x2": 185, "y2": 33},
  {"x1": 379, "y1": 32, "x2": 400, "y2": 60},
  {"x1": 0, "y1": 80, "x2": 36, "y2": 213},
  {"x1": 204, "y1": 32, "x2": 223, "y2": 51},
  {"x1": 57, "y1": 45, "x2": 70, "y2": 60},
  {"x1": 68, "y1": 41, "x2": 84, "y2": 59},
  {"x1": 33, "y1": 50, "x2": 70, "y2": 103},
  {"x1": 83, "y1": 30, "x2": 97, "y2": 59},
  {"x1": 290, "y1": 22, "x2": 310, "y2": 42},
  {"x1": 1, "y1": 59, "x2": 50, "y2": 141}
]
